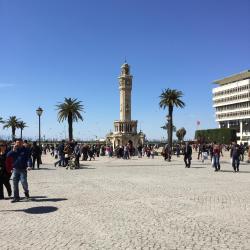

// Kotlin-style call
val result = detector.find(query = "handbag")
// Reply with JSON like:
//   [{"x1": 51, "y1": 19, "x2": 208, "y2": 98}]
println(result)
[{"x1": 202, "y1": 152, "x2": 208, "y2": 159}]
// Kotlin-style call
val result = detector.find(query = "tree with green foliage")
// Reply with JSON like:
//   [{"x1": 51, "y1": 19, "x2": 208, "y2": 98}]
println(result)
[
  {"x1": 176, "y1": 127, "x2": 186, "y2": 142},
  {"x1": 3, "y1": 116, "x2": 21, "y2": 140},
  {"x1": 56, "y1": 98, "x2": 84, "y2": 141},
  {"x1": 195, "y1": 128, "x2": 236, "y2": 144},
  {"x1": 159, "y1": 88, "x2": 185, "y2": 156},
  {"x1": 18, "y1": 121, "x2": 28, "y2": 139}
]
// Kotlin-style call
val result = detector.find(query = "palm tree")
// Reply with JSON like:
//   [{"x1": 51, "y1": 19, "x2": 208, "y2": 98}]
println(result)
[
  {"x1": 176, "y1": 127, "x2": 186, "y2": 142},
  {"x1": 18, "y1": 121, "x2": 28, "y2": 139},
  {"x1": 56, "y1": 98, "x2": 84, "y2": 141},
  {"x1": 159, "y1": 88, "x2": 185, "y2": 158},
  {"x1": 3, "y1": 116, "x2": 21, "y2": 140}
]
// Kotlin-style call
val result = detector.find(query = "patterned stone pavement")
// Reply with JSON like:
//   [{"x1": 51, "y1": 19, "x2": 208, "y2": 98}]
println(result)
[{"x1": 1, "y1": 153, "x2": 250, "y2": 250}]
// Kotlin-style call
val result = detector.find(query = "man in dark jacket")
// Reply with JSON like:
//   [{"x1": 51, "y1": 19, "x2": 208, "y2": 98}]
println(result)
[
  {"x1": 0, "y1": 141, "x2": 12, "y2": 199},
  {"x1": 54, "y1": 140, "x2": 65, "y2": 167},
  {"x1": 7, "y1": 138, "x2": 30, "y2": 202},
  {"x1": 31, "y1": 141, "x2": 42, "y2": 169},
  {"x1": 183, "y1": 142, "x2": 192, "y2": 168},
  {"x1": 230, "y1": 142, "x2": 240, "y2": 172}
]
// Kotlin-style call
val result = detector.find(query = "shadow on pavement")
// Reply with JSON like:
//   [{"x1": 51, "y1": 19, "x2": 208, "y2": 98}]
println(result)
[
  {"x1": 1, "y1": 206, "x2": 58, "y2": 214},
  {"x1": 219, "y1": 170, "x2": 250, "y2": 173},
  {"x1": 29, "y1": 197, "x2": 68, "y2": 202},
  {"x1": 79, "y1": 166, "x2": 96, "y2": 170},
  {"x1": 35, "y1": 168, "x2": 56, "y2": 170},
  {"x1": 106, "y1": 164, "x2": 209, "y2": 168},
  {"x1": 190, "y1": 166, "x2": 207, "y2": 169},
  {"x1": 26, "y1": 196, "x2": 47, "y2": 199}
]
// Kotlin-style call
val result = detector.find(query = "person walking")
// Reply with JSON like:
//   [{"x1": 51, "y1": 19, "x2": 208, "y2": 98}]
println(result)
[
  {"x1": 197, "y1": 144, "x2": 202, "y2": 160},
  {"x1": 212, "y1": 143, "x2": 221, "y2": 172},
  {"x1": 123, "y1": 145, "x2": 130, "y2": 160},
  {"x1": 7, "y1": 138, "x2": 31, "y2": 203},
  {"x1": 239, "y1": 143, "x2": 245, "y2": 161},
  {"x1": 183, "y1": 142, "x2": 192, "y2": 168},
  {"x1": 201, "y1": 144, "x2": 208, "y2": 163},
  {"x1": 137, "y1": 144, "x2": 142, "y2": 158},
  {"x1": 176, "y1": 144, "x2": 180, "y2": 158},
  {"x1": 64, "y1": 142, "x2": 73, "y2": 166},
  {"x1": 31, "y1": 141, "x2": 42, "y2": 169},
  {"x1": 162, "y1": 144, "x2": 171, "y2": 161},
  {"x1": 23, "y1": 140, "x2": 33, "y2": 169},
  {"x1": 74, "y1": 142, "x2": 81, "y2": 168},
  {"x1": 0, "y1": 141, "x2": 12, "y2": 199},
  {"x1": 230, "y1": 142, "x2": 240, "y2": 172},
  {"x1": 54, "y1": 140, "x2": 65, "y2": 167}
]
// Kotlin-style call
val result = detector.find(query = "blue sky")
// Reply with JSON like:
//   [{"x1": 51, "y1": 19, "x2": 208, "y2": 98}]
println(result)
[{"x1": 0, "y1": 0, "x2": 249, "y2": 141}]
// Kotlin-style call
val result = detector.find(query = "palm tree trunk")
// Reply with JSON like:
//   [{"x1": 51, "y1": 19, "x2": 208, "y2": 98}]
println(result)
[
  {"x1": 21, "y1": 128, "x2": 23, "y2": 139},
  {"x1": 12, "y1": 126, "x2": 16, "y2": 141},
  {"x1": 68, "y1": 113, "x2": 73, "y2": 141},
  {"x1": 168, "y1": 105, "x2": 173, "y2": 160}
]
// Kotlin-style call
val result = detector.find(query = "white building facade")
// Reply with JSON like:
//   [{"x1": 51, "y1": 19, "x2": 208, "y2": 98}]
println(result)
[{"x1": 212, "y1": 70, "x2": 250, "y2": 144}]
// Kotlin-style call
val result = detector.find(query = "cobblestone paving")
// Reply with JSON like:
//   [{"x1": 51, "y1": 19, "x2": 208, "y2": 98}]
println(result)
[{"x1": 1, "y1": 153, "x2": 250, "y2": 250}]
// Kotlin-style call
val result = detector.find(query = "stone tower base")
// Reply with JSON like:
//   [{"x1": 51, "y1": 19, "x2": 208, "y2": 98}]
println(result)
[{"x1": 106, "y1": 132, "x2": 145, "y2": 149}]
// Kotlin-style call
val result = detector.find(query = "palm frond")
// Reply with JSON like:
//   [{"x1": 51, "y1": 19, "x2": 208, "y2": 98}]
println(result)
[
  {"x1": 56, "y1": 97, "x2": 84, "y2": 123},
  {"x1": 3, "y1": 116, "x2": 21, "y2": 129},
  {"x1": 159, "y1": 88, "x2": 185, "y2": 109},
  {"x1": 18, "y1": 121, "x2": 28, "y2": 129}
]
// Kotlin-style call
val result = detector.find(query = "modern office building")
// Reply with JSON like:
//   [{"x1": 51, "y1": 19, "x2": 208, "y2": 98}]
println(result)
[{"x1": 212, "y1": 70, "x2": 250, "y2": 144}]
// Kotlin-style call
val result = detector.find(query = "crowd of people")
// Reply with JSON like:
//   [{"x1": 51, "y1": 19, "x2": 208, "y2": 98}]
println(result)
[
  {"x1": 1, "y1": 137, "x2": 250, "y2": 202},
  {"x1": 161, "y1": 141, "x2": 249, "y2": 172}
]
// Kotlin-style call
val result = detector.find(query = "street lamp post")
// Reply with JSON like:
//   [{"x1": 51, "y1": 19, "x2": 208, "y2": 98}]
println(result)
[{"x1": 36, "y1": 107, "x2": 43, "y2": 146}]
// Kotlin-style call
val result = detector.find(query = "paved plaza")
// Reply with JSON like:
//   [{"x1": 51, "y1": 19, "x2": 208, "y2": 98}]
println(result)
[{"x1": 1, "y1": 153, "x2": 250, "y2": 250}]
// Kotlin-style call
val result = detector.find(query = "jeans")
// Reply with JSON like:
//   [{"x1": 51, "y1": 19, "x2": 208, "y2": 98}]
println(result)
[
  {"x1": 184, "y1": 155, "x2": 191, "y2": 167},
  {"x1": 55, "y1": 155, "x2": 65, "y2": 167},
  {"x1": 213, "y1": 155, "x2": 220, "y2": 170},
  {"x1": 232, "y1": 157, "x2": 240, "y2": 171},
  {"x1": 12, "y1": 168, "x2": 29, "y2": 199},
  {"x1": 32, "y1": 156, "x2": 40, "y2": 169},
  {"x1": 75, "y1": 155, "x2": 80, "y2": 167},
  {"x1": 27, "y1": 158, "x2": 32, "y2": 168}
]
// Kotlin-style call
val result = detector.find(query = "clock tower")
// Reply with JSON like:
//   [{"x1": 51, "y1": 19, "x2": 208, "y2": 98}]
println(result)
[
  {"x1": 119, "y1": 62, "x2": 132, "y2": 121},
  {"x1": 106, "y1": 62, "x2": 145, "y2": 148}
]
